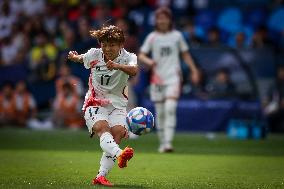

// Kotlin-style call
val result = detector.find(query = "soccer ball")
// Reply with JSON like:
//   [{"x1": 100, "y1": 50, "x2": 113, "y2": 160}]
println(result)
[{"x1": 126, "y1": 107, "x2": 154, "y2": 135}]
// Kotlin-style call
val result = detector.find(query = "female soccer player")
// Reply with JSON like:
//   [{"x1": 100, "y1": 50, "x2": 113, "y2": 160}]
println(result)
[
  {"x1": 68, "y1": 25, "x2": 138, "y2": 186},
  {"x1": 139, "y1": 7, "x2": 199, "y2": 153}
]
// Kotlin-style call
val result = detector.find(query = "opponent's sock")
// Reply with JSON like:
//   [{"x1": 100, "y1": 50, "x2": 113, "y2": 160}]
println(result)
[
  {"x1": 96, "y1": 152, "x2": 116, "y2": 178},
  {"x1": 164, "y1": 99, "x2": 177, "y2": 148},
  {"x1": 154, "y1": 103, "x2": 165, "y2": 148},
  {"x1": 100, "y1": 132, "x2": 122, "y2": 158}
]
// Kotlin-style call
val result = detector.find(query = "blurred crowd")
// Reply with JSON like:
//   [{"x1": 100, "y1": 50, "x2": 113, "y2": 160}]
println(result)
[{"x1": 0, "y1": 0, "x2": 284, "y2": 131}]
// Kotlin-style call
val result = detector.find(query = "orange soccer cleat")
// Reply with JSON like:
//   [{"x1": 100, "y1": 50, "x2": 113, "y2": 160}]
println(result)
[
  {"x1": 117, "y1": 146, "x2": 134, "y2": 168},
  {"x1": 93, "y1": 176, "x2": 113, "y2": 187}
]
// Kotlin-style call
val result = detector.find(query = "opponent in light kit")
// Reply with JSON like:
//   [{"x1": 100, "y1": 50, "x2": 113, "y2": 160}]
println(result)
[{"x1": 139, "y1": 7, "x2": 199, "y2": 153}]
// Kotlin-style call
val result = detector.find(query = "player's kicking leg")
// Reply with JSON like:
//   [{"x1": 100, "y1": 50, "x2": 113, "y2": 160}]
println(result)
[
  {"x1": 91, "y1": 123, "x2": 134, "y2": 187},
  {"x1": 93, "y1": 146, "x2": 134, "y2": 186},
  {"x1": 85, "y1": 106, "x2": 134, "y2": 187}
]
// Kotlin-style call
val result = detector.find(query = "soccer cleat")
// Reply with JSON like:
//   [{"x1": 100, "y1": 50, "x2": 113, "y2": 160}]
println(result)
[
  {"x1": 164, "y1": 148, "x2": 174, "y2": 153},
  {"x1": 158, "y1": 144, "x2": 174, "y2": 153},
  {"x1": 117, "y1": 146, "x2": 134, "y2": 168},
  {"x1": 93, "y1": 176, "x2": 113, "y2": 187},
  {"x1": 158, "y1": 147, "x2": 174, "y2": 153}
]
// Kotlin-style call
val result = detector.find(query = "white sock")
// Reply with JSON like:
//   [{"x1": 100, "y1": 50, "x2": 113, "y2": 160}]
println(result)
[
  {"x1": 164, "y1": 99, "x2": 177, "y2": 148},
  {"x1": 100, "y1": 132, "x2": 122, "y2": 158},
  {"x1": 96, "y1": 152, "x2": 116, "y2": 178},
  {"x1": 154, "y1": 103, "x2": 165, "y2": 147}
]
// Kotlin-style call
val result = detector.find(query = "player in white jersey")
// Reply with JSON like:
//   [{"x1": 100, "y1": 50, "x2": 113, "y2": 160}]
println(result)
[
  {"x1": 139, "y1": 7, "x2": 199, "y2": 153},
  {"x1": 68, "y1": 25, "x2": 138, "y2": 187}
]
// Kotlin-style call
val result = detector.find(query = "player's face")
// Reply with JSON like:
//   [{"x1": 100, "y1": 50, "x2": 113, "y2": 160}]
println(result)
[
  {"x1": 156, "y1": 13, "x2": 171, "y2": 32},
  {"x1": 101, "y1": 42, "x2": 123, "y2": 61}
]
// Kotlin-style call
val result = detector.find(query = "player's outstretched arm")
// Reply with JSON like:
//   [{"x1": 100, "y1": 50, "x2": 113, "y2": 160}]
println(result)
[
  {"x1": 182, "y1": 51, "x2": 200, "y2": 82},
  {"x1": 106, "y1": 60, "x2": 138, "y2": 76},
  {"x1": 68, "y1": 51, "x2": 84, "y2": 64}
]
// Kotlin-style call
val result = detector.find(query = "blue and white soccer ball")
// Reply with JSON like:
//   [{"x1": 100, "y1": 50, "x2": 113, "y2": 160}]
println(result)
[{"x1": 126, "y1": 107, "x2": 155, "y2": 135}]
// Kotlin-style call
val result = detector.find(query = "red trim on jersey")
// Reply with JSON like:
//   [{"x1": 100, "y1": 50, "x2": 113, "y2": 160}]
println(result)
[
  {"x1": 82, "y1": 73, "x2": 110, "y2": 112},
  {"x1": 150, "y1": 69, "x2": 163, "y2": 84},
  {"x1": 122, "y1": 86, "x2": 128, "y2": 100},
  {"x1": 90, "y1": 60, "x2": 99, "y2": 68}
]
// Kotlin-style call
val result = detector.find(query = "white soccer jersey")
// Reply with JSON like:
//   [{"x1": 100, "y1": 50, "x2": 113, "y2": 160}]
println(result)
[
  {"x1": 82, "y1": 48, "x2": 137, "y2": 111},
  {"x1": 140, "y1": 30, "x2": 189, "y2": 85}
]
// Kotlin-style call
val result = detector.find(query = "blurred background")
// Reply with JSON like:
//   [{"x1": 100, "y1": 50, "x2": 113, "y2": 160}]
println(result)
[{"x1": 1, "y1": 0, "x2": 284, "y2": 138}]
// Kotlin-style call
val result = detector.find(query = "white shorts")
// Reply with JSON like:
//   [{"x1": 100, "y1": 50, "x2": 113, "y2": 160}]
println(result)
[
  {"x1": 150, "y1": 83, "x2": 181, "y2": 102},
  {"x1": 84, "y1": 104, "x2": 127, "y2": 133}
]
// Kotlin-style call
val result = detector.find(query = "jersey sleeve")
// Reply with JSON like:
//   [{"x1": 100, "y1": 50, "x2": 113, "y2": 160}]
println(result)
[
  {"x1": 82, "y1": 48, "x2": 99, "y2": 69},
  {"x1": 127, "y1": 53, "x2": 137, "y2": 66},
  {"x1": 140, "y1": 33, "x2": 154, "y2": 54},
  {"x1": 177, "y1": 31, "x2": 189, "y2": 52}
]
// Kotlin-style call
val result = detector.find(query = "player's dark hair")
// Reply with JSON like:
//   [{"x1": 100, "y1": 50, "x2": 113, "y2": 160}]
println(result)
[
  {"x1": 154, "y1": 7, "x2": 173, "y2": 31},
  {"x1": 90, "y1": 25, "x2": 125, "y2": 44}
]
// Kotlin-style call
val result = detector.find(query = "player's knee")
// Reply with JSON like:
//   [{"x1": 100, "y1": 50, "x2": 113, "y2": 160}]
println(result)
[
  {"x1": 113, "y1": 135, "x2": 122, "y2": 144},
  {"x1": 111, "y1": 130, "x2": 123, "y2": 144},
  {"x1": 93, "y1": 120, "x2": 110, "y2": 136},
  {"x1": 113, "y1": 130, "x2": 125, "y2": 144},
  {"x1": 111, "y1": 126, "x2": 126, "y2": 144}
]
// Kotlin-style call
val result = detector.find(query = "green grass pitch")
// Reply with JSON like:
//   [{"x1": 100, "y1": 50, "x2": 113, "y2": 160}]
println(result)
[{"x1": 0, "y1": 129, "x2": 284, "y2": 189}]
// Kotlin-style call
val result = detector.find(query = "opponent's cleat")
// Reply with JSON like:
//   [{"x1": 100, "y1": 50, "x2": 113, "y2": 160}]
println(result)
[
  {"x1": 93, "y1": 176, "x2": 113, "y2": 187},
  {"x1": 117, "y1": 146, "x2": 134, "y2": 168}
]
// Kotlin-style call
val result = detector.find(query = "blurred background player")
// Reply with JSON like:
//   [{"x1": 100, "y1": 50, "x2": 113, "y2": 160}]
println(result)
[
  {"x1": 139, "y1": 7, "x2": 200, "y2": 153},
  {"x1": 67, "y1": 25, "x2": 138, "y2": 186}
]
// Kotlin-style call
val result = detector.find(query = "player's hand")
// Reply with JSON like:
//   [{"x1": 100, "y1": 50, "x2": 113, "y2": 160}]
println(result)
[
  {"x1": 149, "y1": 59, "x2": 156, "y2": 68},
  {"x1": 190, "y1": 70, "x2": 200, "y2": 84},
  {"x1": 106, "y1": 60, "x2": 120, "y2": 70},
  {"x1": 142, "y1": 59, "x2": 156, "y2": 71},
  {"x1": 68, "y1": 51, "x2": 79, "y2": 61}
]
